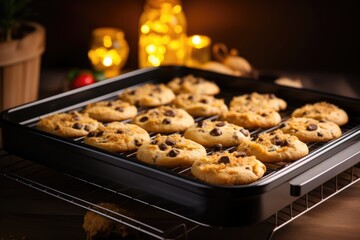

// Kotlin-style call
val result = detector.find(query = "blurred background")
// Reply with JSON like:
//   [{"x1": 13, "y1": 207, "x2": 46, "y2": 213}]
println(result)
[{"x1": 30, "y1": 0, "x2": 359, "y2": 74}]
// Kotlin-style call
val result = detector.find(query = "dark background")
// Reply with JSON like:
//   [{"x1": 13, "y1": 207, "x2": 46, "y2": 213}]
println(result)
[{"x1": 30, "y1": 0, "x2": 359, "y2": 75}]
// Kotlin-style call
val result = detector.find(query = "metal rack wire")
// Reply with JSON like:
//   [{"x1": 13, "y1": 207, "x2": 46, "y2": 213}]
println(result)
[{"x1": 1, "y1": 147, "x2": 359, "y2": 240}]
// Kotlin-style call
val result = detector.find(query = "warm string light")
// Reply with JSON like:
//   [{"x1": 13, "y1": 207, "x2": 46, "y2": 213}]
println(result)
[{"x1": 88, "y1": 28, "x2": 129, "y2": 78}]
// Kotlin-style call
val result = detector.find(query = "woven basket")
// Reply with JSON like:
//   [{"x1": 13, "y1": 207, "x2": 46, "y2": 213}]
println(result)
[{"x1": 0, "y1": 21, "x2": 45, "y2": 111}]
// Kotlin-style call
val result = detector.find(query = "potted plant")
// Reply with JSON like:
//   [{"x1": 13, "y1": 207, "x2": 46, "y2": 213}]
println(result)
[{"x1": 0, "y1": 0, "x2": 45, "y2": 111}]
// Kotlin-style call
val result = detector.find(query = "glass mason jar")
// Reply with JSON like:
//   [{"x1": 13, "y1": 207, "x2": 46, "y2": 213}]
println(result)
[
  {"x1": 138, "y1": 0, "x2": 187, "y2": 68},
  {"x1": 88, "y1": 28, "x2": 129, "y2": 78}
]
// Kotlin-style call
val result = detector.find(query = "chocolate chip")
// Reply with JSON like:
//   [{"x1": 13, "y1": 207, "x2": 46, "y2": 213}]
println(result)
[
  {"x1": 96, "y1": 131, "x2": 104, "y2": 137},
  {"x1": 319, "y1": 120, "x2": 326, "y2": 123},
  {"x1": 235, "y1": 151, "x2": 247, "y2": 158},
  {"x1": 165, "y1": 138, "x2": 176, "y2": 146},
  {"x1": 307, "y1": 124, "x2": 318, "y2": 131},
  {"x1": 245, "y1": 95, "x2": 251, "y2": 100},
  {"x1": 280, "y1": 140, "x2": 289, "y2": 147},
  {"x1": 200, "y1": 99, "x2": 208, "y2": 104},
  {"x1": 261, "y1": 113, "x2": 267, "y2": 117},
  {"x1": 84, "y1": 125, "x2": 91, "y2": 131},
  {"x1": 162, "y1": 118, "x2": 171, "y2": 124},
  {"x1": 197, "y1": 120, "x2": 205, "y2": 128},
  {"x1": 214, "y1": 144, "x2": 222, "y2": 151},
  {"x1": 215, "y1": 122, "x2": 226, "y2": 127},
  {"x1": 72, "y1": 123, "x2": 82, "y2": 129},
  {"x1": 273, "y1": 136, "x2": 282, "y2": 146},
  {"x1": 159, "y1": 143, "x2": 167, "y2": 151},
  {"x1": 129, "y1": 90, "x2": 136, "y2": 95},
  {"x1": 87, "y1": 131, "x2": 97, "y2": 137},
  {"x1": 139, "y1": 116, "x2": 149, "y2": 122},
  {"x1": 115, "y1": 107, "x2": 124, "y2": 112},
  {"x1": 135, "y1": 139, "x2": 142, "y2": 147},
  {"x1": 317, "y1": 132, "x2": 323, "y2": 137},
  {"x1": 107, "y1": 102, "x2": 113, "y2": 107},
  {"x1": 240, "y1": 128, "x2": 249, "y2": 137},
  {"x1": 218, "y1": 156, "x2": 230, "y2": 164},
  {"x1": 168, "y1": 149, "x2": 180, "y2": 157},
  {"x1": 164, "y1": 110, "x2": 176, "y2": 117},
  {"x1": 302, "y1": 111, "x2": 308, "y2": 116},
  {"x1": 245, "y1": 166, "x2": 251, "y2": 170},
  {"x1": 210, "y1": 127, "x2": 222, "y2": 136},
  {"x1": 116, "y1": 130, "x2": 123, "y2": 134},
  {"x1": 187, "y1": 95, "x2": 194, "y2": 100},
  {"x1": 151, "y1": 139, "x2": 158, "y2": 145}
]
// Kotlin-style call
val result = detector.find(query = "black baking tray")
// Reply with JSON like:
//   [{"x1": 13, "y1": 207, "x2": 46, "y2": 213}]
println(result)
[{"x1": 1, "y1": 66, "x2": 360, "y2": 227}]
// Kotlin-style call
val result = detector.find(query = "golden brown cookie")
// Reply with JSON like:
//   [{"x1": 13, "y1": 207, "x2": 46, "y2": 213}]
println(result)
[
  {"x1": 136, "y1": 134, "x2": 207, "y2": 167},
  {"x1": 173, "y1": 93, "x2": 228, "y2": 117},
  {"x1": 230, "y1": 92, "x2": 287, "y2": 111},
  {"x1": 83, "y1": 122, "x2": 150, "y2": 152},
  {"x1": 279, "y1": 117, "x2": 342, "y2": 142},
  {"x1": 83, "y1": 100, "x2": 137, "y2": 122},
  {"x1": 191, "y1": 151, "x2": 266, "y2": 185},
  {"x1": 184, "y1": 120, "x2": 250, "y2": 148},
  {"x1": 291, "y1": 102, "x2": 348, "y2": 126},
  {"x1": 237, "y1": 130, "x2": 309, "y2": 163},
  {"x1": 83, "y1": 202, "x2": 134, "y2": 239},
  {"x1": 220, "y1": 107, "x2": 282, "y2": 129},
  {"x1": 167, "y1": 74, "x2": 220, "y2": 95},
  {"x1": 118, "y1": 83, "x2": 175, "y2": 107},
  {"x1": 37, "y1": 111, "x2": 99, "y2": 138},
  {"x1": 132, "y1": 106, "x2": 194, "y2": 133}
]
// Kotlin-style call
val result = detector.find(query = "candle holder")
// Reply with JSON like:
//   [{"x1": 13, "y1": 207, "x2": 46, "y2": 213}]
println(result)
[
  {"x1": 186, "y1": 35, "x2": 211, "y2": 67},
  {"x1": 88, "y1": 28, "x2": 129, "y2": 78}
]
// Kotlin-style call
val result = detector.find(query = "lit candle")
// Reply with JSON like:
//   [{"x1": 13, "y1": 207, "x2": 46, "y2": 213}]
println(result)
[
  {"x1": 88, "y1": 28, "x2": 129, "y2": 78},
  {"x1": 186, "y1": 35, "x2": 211, "y2": 67}
]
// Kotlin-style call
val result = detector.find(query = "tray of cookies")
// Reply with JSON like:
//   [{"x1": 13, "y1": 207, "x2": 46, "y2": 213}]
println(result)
[{"x1": 1, "y1": 66, "x2": 359, "y2": 227}]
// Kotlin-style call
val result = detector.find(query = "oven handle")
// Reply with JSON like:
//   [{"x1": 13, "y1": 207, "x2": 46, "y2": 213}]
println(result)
[{"x1": 289, "y1": 141, "x2": 360, "y2": 197}]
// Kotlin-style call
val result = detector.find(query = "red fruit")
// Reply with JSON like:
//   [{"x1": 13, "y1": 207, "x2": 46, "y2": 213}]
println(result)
[{"x1": 70, "y1": 73, "x2": 95, "y2": 89}]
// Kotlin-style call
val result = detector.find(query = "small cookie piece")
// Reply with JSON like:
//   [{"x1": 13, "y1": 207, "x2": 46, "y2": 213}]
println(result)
[
  {"x1": 83, "y1": 100, "x2": 137, "y2": 122},
  {"x1": 237, "y1": 130, "x2": 309, "y2": 163},
  {"x1": 132, "y1": 106, "x2": 194, "y2": 133},
  {"x1": 184, "y1": 120, "x2": 250, "y2": 147},
  {"x1": 136, "y1": 134, "x2": 207, "y2": 167},
  {"x1": 83, "y1": 202, "x2": 135, "y2": 239},
  {"x1": 37, "y1": 111, "x2": 99, "y2": 138},
  {"x1": 279, "y1": 117, "x2": 342, "y2": 142},
  {"x1": 84, "y1": 122, "x2": 150, "y2": 152},
  {"x1": 220, "y1": 107, "x2": 282, "y2": 129},
  {"x1": 291, "y1": 102, "x2": 348, "y2": 126},
  {"x1": 191, "y1": 151, "x2": 266, "y2": 185},
  {"x1": 230, "y1": 92, "x2": 287, "y2": 111},
  {"x1": 167, "y1": 74, "x2": 220, "y2": 95},
  {"x1": 118, "y1": 83, "x2": 175, "y2": 107},
  {"x1": 173, "y1": 93, "x2": 228, "y2": 117}
]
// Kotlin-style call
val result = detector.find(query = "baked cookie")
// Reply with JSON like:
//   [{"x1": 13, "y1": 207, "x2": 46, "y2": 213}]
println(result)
[
  {"x1": 167, "y1": 74, "x2": 220, "y2": 95},
  {"x1": 173, "y1": 93, "x2": 228, "y2": 117},
  {"x1": 220, "y1": 107, "x2": 282, "y2": 129},
  {"x1": 230, "y1": 92, "x2": 287, "y2": 111},
  {"x1": 291, "y1": 102, "x2": 348, "y2": 126},
  {"x1": 118, "y1": 83, "x2": 175, "y2": 107},
  {"x1": 191, "y1": 151, "x2": 266, "y2": 185},
  {"x1": 84, "y1": 122, "x2": 150, "y2": 152},
  {"x1": 83, "y1": 100, "x2": 137, "y2": 122},
  {"x1": 37, "y1": 111, "x2": 99, "y2": 138},
  {"x1": 136, "y1": 134, "x2": 207, "y2": 167},
  {"x1": 132, "y1": 106, "x2": 194, "y2": 133},
  {"x1": 279, "y1": 117, "x2": 342, "y2": 142},
  {"x1": 237, "y1": 130, "x2": 309, "y2": 163},
  {"x1": 184, "y1": 120, "x2": 250, "y2": 148},
  {"x1": 83, "y1": 202, "x2": 135, "y2": 239}
]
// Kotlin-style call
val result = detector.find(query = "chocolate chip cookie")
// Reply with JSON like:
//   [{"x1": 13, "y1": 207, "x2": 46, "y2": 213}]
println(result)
[
  {"x1": 191, "y1": 151, "x2": 266, "y2": 185},
  {"x1": 230, "y1": 92, "x2": 287, "y2": 111},
  {"x1": 84, "y1": 122, "x2": 150, "y2": 152},
  {"x1": 37, "y1": 111, "x2": 100, "y2": 138},
  {"x1": 237, "y1": 129, "x2": 309, "y2": 163},
  {"x1": 167, "y1": 74, "x2": 220, "y2": 95},
  {"x1": 136, "y1": 134, "x2": 207, "y2": 167},
  {"x1": 83, "y1": 100, "x2": 137, "y2": 122},
  {"x1": 132, "y1": 106, "x2": 194, "y2": 133},
  {"x1": 118, "y1": 83, "x2": 175, "y2": 107},
  {"x1": 291, "y1": 102, "x2": 348, "y2": 126},
  {"x1": 173, "y1": 93, "x2": 228, "y2": 117},
  {"x1": 279, "y1": 117, "x2": 342, "y2": 142},
  {"x1": 184, "y1": 120, "x2": 250, "y2": 148}
]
